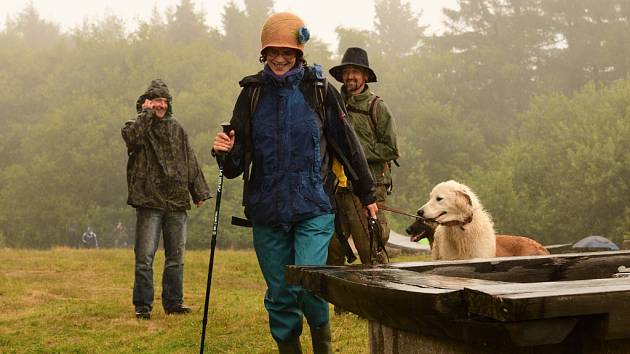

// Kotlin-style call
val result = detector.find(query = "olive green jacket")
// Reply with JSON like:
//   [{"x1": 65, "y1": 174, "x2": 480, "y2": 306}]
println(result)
[{"x1": 342, "y1": 85, "x2": 399, "y2": 186}]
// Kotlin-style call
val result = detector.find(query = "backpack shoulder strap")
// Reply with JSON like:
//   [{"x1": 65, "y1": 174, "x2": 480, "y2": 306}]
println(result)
[
  {"x1": 250, "y1": 86, "x2": 262, "y2": 117},
  {"x1": 301, "y1": 65, "x2": 327, "y2": 127},
  {"x1": 368, "y1": 95, "x2": 380, "y2": 122},
  {"x1": 238, "y1": 72, "x2": 264, "y2": 209},
  {"x1": 302, "y1": 65, "x2": 335, "y2": 193},
  {"x1": 239, "y1": 72, "x2": 264, "y2": 116},
  {"x1": 366, "y1": 95, "x2": 399, "y2": 179},
  {"x1": 314, "y1": 78, "x2": 328, "y2": 127},
  {"x1": 367, "y1": 95, "x2": 382, "y2": 142}
]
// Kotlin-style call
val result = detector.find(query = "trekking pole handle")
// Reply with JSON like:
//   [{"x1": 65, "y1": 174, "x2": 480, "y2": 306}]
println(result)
[
  {"x1": 215, "y1": 122, "x2": 233, "y2": 164},
  {"x1": 220, "y1": 122, "x2": 232, "y2": 134}
]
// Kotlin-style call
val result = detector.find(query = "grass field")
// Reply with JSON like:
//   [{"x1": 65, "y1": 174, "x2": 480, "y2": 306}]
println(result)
[{"x1": 0, "y1": 248, "x2": 422, "y2": 353}]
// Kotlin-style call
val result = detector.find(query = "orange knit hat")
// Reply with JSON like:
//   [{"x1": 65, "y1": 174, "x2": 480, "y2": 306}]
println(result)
[{"x1": 260, "y1": 12, "x2": 310, "y2": 55}]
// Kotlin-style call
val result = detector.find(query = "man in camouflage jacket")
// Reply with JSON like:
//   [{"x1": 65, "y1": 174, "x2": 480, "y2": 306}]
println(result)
[
  {"x1": 122, "y1": 79, "x2": 211, "y2": 319},
  {"x1": 327, "y1": 48, "x2": 400, "y2": 268}
]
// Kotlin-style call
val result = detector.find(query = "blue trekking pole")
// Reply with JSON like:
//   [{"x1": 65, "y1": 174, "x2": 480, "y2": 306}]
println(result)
[{"x1": 200, "y1": 123, "x2": 232, "y2": 354}]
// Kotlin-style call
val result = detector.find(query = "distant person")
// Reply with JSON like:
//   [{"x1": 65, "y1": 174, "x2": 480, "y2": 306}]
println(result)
[
  {"x1": 112, "y1": 221, "x2": 128, "y2": 248},
  {"x1": 211, "y1": 13, "x2": 376, "y2": 353},
  {"x1": 327, "y1": 47, "x2": 400, "y2": 268},
  {"x1": 122, "y1": 79, "x2": 211, "y2": 320},
  {"x1": 81, "y1": 227, "x2": 98, "y2": 249}
]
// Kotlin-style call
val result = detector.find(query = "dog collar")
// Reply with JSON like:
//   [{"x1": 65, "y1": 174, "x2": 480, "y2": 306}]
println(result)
[{"x1": 440, "y1": 213, "x2": 473, "y2": 229}]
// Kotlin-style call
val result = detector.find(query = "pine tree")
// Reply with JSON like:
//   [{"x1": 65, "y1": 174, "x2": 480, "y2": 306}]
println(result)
[
  {"x1": 165, "y1": 0, "x2": 209, "y2": 43},
  {"x1": 374, "y1": 0, "x2": 426, "y2": 55}
]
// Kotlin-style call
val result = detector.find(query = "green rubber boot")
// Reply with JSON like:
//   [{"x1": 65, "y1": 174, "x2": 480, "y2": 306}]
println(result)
[
  {"x1": 276, "y1": 338, "x2": 302, "y2": 354},
  {"x1": 310, "y1": 323, "x2": 333, "y2": 354}
]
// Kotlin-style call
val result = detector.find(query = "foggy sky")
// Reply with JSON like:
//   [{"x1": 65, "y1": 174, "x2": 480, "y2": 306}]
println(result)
[{"x1": 0, "y1": 0, "x2": 458, "y2": 49}]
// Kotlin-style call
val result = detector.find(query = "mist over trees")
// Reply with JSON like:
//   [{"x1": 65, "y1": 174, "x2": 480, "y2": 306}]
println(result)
[{"x1": 1, "y1": 0, "x2": 629, "y2": 249}]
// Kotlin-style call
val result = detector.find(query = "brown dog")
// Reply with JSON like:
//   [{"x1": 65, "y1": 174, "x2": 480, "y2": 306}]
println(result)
[
  {"x1": 495, "y1": 234, "x2": 550, "y2": 256},
  {"x1": 406, "y1": 218, "x2": 549, "y2": 257}
]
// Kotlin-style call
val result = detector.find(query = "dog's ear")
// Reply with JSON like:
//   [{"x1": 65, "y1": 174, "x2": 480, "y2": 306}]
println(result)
[{"x1": 455, "y1": 190, "x2": 473, "y2": 210}]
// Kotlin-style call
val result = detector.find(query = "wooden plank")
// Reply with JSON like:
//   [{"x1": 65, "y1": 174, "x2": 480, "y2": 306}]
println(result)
[
  {"x1": 466, "y1": 288, "x2": 630, "y2": 321},
  {"x1": 465, "y1": 278, "x2": 630, "y2": 331},
  {"x1": 287, "y1": 266, "x2": 508, "y2": 293},
  {"x1": 389, "y1": 251, "x2": 630, "y2": 283},
  {"x1": 466, "y1": 277, "x2": 630, "y2": 297},
  {"x1": 330, "y1": 268, "x2": 510, "y2": 290},
  {"x1": 370, "y1": 320, "x2": 630, "y2": 353},
  {"x1": 370, "y1": 318, "x2": 581, "y2": 352}
]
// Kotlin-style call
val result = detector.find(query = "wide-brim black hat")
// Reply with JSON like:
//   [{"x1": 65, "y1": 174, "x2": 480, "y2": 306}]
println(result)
[{"x1": 329, "y1": 47, "x2": 377, "y2": 83}]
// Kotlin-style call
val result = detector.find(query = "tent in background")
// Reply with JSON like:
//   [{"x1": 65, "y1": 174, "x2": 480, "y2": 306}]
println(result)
[{"x1": 573, "y1": 235, "x2": 619, "y2": 251}]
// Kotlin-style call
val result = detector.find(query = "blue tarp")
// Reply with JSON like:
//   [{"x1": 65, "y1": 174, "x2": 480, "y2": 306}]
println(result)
[{"x1": 573, "y1": 235, "x2": 619, "y2": 250}]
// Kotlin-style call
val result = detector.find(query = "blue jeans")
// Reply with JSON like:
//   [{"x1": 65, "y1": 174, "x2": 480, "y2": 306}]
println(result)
[
  {"x1": 253, "y1": 213, "x2": 334, "y2": 342},
  {"x1": 133, "y1": 207, "x2": 187, "y2": 312}
]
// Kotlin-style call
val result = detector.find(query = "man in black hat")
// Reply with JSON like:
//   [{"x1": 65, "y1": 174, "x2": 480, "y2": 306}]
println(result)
[{"x1": 327, "y1": 47, "x2": 400, "y2": 271}]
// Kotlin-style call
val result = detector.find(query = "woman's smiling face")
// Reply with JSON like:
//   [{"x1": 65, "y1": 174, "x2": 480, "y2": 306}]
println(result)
[{"x1": 265, "y1": 47, "x2": 297, "y2": 76}]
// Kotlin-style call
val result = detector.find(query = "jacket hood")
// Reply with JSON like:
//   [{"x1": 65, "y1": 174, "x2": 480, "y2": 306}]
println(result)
[{"x1": 136, "y1": 79, "x2": 173, "y2": 117}]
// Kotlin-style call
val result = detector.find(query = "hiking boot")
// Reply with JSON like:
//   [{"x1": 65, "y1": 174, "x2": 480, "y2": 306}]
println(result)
[
  {"x1": 165, "y1": 305, "x2": 192, "y2": 315},
  {"x1": 135, "y1": 309, "x2": 151, "y2": 320}
]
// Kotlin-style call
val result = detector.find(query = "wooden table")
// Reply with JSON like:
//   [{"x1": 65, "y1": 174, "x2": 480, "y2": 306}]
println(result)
[{"x1": 287, "y1": 251, "x2": 630, "y2": 353}]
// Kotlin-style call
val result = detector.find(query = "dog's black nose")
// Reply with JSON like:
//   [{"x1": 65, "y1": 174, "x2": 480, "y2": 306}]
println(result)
[{"x1": 417, "y1": 209, "x2": 424, "y2": 217}]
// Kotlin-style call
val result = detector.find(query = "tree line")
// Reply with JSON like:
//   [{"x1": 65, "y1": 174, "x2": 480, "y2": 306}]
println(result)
[{"x1": 1, "y1": 0, "x2": 629, "y2": 249}]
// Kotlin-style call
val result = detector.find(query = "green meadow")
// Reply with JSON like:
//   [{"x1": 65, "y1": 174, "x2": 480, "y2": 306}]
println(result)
[{"x1": 0, "y1": 248, "x2": 422, "y2": 353}]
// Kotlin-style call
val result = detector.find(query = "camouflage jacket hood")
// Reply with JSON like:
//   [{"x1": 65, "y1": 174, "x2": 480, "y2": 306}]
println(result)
[{"x1": 135, "y1": 79, "x2": 174, "y2": 117}]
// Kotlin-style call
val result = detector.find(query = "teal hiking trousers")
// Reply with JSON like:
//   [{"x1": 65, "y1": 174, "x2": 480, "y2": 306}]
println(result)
[{"x1": 253, "y1": 213, "x2": 334, "y2": 342}]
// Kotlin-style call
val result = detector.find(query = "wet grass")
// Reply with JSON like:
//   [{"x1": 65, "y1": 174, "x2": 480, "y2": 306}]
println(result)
[{"x1": 0, "y1": 248, "x2": 425, "y2": 353}]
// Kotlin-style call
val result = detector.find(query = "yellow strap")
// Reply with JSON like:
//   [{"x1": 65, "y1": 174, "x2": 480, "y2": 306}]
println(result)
[{"x1": 332, "y1": 158, "x2": 347, "y2": 188}]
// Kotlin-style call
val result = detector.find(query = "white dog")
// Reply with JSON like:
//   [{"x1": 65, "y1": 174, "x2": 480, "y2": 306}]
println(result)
[{"x1": 418, "y1": 180, "x2": 496, "y2": 260}]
